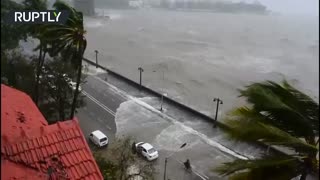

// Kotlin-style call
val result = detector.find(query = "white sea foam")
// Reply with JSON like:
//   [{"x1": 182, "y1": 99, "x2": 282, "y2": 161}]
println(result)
[
  {"x1": 84, "y1": 10, "x2": 319, "y2": 115},
  {"x1": 113, "y1": 91, "x2": 250, "y2": 159}
]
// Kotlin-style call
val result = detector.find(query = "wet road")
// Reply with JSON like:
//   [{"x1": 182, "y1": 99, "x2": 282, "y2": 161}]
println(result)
[{"x1": 76, "y1": 71, "x2": 231, "y2": 180}]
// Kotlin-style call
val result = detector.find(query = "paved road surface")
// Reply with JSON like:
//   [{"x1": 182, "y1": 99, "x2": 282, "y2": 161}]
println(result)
[{"x1": 77, "y1": 73, "x2": 228, "y2": 180}]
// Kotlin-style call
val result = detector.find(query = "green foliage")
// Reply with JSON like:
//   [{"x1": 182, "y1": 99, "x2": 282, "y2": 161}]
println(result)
[
  {"x1": 43, "y1": 1, "x2": 87, "y2": 119},
  {"x1": 1, "y1": 0, "x2": 28, "y2": 52},
  {"x1": 22, "y1": 0, "x2": 48, "y2": 39},
  {"x1": 214, "y1": 80, "x2": 319, "y2": 180},
  {"x1": 44, "y1": 0, "x2": 87, "y2": 67},
  {"x1": 94, "y1": 153, "x2": 118, "y2": 180},
  {"x1": 215, "y1": 155, "x2": 302, "y2": 180},
  {"x1": 1, "y1": 50, "x2": 35, "y2": 94},
  {"x1": 94, "y1": 137, "x2": 155, "y2": 180},
  {"x1": 224, "y1": 109, "x2": 318, "y2": 154},
  {"x1": 1, "y1": 0, "x2": 89, "y2": 122},
  {"x1": 22, "y1": 0, "x2": 47, "y2": 10},
  {"x1": 1, "y1": 51, "x2": 86, "y2": 122},
  {"x1": 238, "y1": 80, "x2": 319, "y2": 139},
  {"x1": 1, "y1": 0, "x2": 48, "y2": 53},
  {"x1": 36, "y1": 56, "x2": 86, "y2": 122}
]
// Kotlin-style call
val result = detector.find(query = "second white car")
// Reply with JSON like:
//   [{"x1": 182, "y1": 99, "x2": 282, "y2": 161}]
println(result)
[{"x1": 135, "y1": 142, "x2": 159, "y2": 161}]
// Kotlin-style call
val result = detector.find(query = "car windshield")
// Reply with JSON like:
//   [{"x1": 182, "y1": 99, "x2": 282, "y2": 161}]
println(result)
[
  {"x1": 100, "y1": 137, "x2": 107, "y2": 143},
  {"x1": 148, "y1": 148, "x2": 156, "y2": 154}
]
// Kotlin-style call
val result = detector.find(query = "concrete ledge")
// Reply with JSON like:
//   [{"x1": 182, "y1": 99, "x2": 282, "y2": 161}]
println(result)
[{"x1": 83, "y1": 58, "x2": 229, "y2": 128}]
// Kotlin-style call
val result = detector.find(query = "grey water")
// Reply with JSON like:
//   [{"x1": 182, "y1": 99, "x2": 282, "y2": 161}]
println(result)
[{"x1": 84, "y1": 9, "x2": 319, "y2": 118}]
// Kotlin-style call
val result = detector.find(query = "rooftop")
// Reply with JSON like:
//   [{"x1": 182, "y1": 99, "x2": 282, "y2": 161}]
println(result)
[
  {"x1": 1, "y1": 84, "x2": 103, "y2": 180},
  {"x1": 1, "y1": 85, "x2": 48, "y2": 139}
]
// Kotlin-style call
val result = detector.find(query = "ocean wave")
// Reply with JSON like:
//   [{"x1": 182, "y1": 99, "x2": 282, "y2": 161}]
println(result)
[
  {"x1": 175, "y1": 40, "x2": 209, "y2": 47},
  {"x1": 108, "y1": 14, "x2": 122, "y2": 20},
  {"x1": 84, "y1": 20, "x2": 104, "y2": 28},
  {"x1": 94, "y1": 8, "x2": 123, "y2": 20}
]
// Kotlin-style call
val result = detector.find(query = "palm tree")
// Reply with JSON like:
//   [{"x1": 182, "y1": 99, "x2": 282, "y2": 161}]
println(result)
[
  {"x1": 43, "y1": 0, "x2": 87, "y2": 119},
  {"x1": 22, "y1": 0, "x2": 48, "y2": 105},
  {"x1": 213, "y1": 80, "x2": 319, "y2": 180}
]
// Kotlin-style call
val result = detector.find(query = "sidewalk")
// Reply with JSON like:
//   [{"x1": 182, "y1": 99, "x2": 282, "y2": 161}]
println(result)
[
  {"x1": 153, "y1": 149, "x2": 223, "y2": 180},
  {"x1": 160, "y1": 158, "x2": 211, "y2": 180}
]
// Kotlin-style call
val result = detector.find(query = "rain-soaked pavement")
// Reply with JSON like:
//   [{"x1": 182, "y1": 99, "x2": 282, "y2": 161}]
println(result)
[{"x1": 76, "y1": 64, "x2": 267, "y2": 179}]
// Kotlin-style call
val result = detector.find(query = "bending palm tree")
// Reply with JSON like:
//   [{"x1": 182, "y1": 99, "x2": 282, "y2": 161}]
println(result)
[
  {"x1": 43, "y1": 1, "x2": 87, "y2": 119},
  {"x1": 22, "y1": 0, "x2": 47, "y2": 105},
  {"x1": 214, "y1": 80, "x2": 319, "y2": 180}
]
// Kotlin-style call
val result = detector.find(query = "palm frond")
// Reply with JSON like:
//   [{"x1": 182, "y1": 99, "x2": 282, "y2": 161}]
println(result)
[
  {"x1": 239, "y1": 81, "x2": 319, "y2": 139},
  {"x1": 224, "y1": 117, "x2": 318, "y2": 154},
  {"x1": 213, "y1": 155, "x2": 302, "y2": 179}
]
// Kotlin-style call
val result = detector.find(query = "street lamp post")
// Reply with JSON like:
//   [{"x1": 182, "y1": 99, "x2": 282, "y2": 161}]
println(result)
[
  {"x1": 94, "y1": 50, "x2": 99, "y2": 68},
  {"x1": 153, "y1": 68, "x2": 165, "y2": 111},
  {"x1": 138, "y1": 67, "x2": 144, "y2": 89},
  {"x1": 213, "y1": 98, "x2": 223, "y2": 128},
  {"x1": 163, "y1": 143, "x2": 187, "y2": 180},
  {"x1": 160, "y1": 68, "x2": 165, "y2": 111}
]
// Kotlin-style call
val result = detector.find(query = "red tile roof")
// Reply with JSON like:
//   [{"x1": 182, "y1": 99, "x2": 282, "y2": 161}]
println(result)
[
  {"x1": 1, "y1": 159, "x2": 47, "y2": 179},
  {"x1": 1, "y1": 85, "x2": 48, "y2": 138},
  {"x1": 1, "y1": 84, "x2": 103, "y2": 180}
]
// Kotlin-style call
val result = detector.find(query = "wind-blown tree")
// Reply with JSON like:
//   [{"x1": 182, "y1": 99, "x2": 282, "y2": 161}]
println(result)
[
  {"x1": 93, "y1": 137, "x2": 155, "y2": 180},
  {"x1": 22, "y1": 0, "x2": 48, "y2": 105},
  {"x1": 37, "y1": 56, "x2": 86, "y2": 122},
  {"x1": 1, "y1": 0, "x2": 48, "y2": 103},
  {"x1": 43, "y1": 0, "x2": 87, "y2": 119},
  {"x1": 214, "y1": 80, "x2": 319, "y2": 180},
  {"x1": 1, "y1": 0, "x2": 28, "y2": 53},
  {"x1": 1, "y1": 50, "x2": 35, "y2": 94}
]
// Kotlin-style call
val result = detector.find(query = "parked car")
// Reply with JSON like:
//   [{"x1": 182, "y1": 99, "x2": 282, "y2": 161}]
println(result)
[
  {"x1": 38, "y1": 74, "x2": 56, "y2": 89},
  {"x1": 89, "y1": 130, "x2": 108, "y2": 147},
  {"x1": 63, "y1": 74, "x2": 82, "y2": 91},
  {"x1": 135, "y1": 142, "x2": 159, "y2": 161}
]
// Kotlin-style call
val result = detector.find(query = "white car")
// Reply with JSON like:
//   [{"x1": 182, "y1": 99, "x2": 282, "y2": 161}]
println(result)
[
  {"x1": 69, "y1": 81, "x2": 82, "y2": 91},
  {"x1": 135, "y1": 142, "x2": 159, "y2": 161},
  {"x1": 62, "y1": 74, "x2": 82, "y2": 91},
  {"x1": 89, "y1": 130, "x2": 108, "y2": 147}
]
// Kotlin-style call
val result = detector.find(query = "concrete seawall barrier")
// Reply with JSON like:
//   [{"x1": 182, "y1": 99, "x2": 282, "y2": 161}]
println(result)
[
  {"x1": 82, "y1": 58, "x2": 294, "y2": 158},
  {"x1": 83, "y1": 58, "x2": 228, "y2": 129}
]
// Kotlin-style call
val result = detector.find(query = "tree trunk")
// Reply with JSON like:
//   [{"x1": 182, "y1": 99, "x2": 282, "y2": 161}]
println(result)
[
  {"x1": 69, "y1": 59, "x2": 82, "y2": 119},
  {"x1": 58, "y1": 83, "x2": 65, "y2": 121},
  {"x1": 34, "y1": 42, "x2": 47, "y2": 105},
  {"x1": 34, "y1": 42, "x2": 43, "y2": 105},
  {"x1": 60, "y1": 94, "x2": 65, "y2": 121},
  {"x1": 59, "y1": 101, "x2": 65, "y2": 120},
  {"x1": 38, "y1": 46, "x2": 47, "y2": 104},
  {"x1": 41, "y1": 48, "x2": 46, "y2": 67}
]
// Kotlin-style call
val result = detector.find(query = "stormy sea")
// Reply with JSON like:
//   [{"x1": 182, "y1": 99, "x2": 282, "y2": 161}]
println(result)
[{"x1": 84, "y1": 9, "x2": 319, "y2": 117}]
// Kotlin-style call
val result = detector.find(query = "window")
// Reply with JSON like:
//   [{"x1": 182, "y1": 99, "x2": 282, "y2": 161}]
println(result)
[
  {"x1": 148, "y1": 148, "x2": 156, "y2": 154},
  {"x1": 90, "y1": 133, "x2": 93, "y2": 137},
  {"x1": 142, "y1": 149, "x2": 147, "y2": 153},
  {"x1": 100, "y1": 137, "x2": 107, "y2": 143}
]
